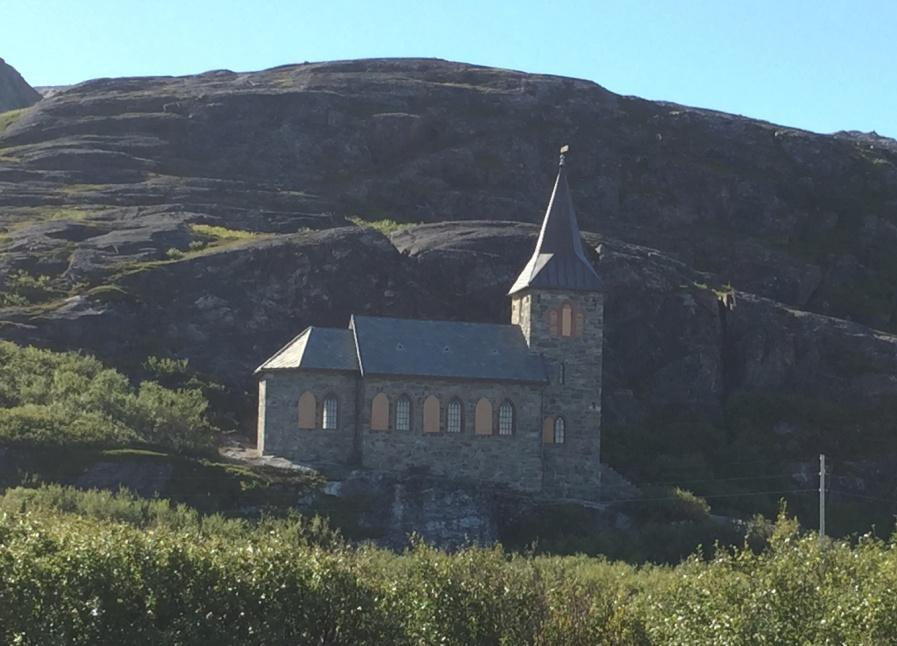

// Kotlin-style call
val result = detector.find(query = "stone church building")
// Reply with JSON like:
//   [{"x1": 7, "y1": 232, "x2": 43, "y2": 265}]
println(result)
[{"x1": 256, "y1": 151, "x2": 605, "y2": 499}]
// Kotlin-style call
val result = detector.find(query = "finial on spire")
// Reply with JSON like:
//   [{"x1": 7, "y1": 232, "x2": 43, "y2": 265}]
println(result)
[{"x1": 559, "y1": 144, "x2": 569, "y2": 167}]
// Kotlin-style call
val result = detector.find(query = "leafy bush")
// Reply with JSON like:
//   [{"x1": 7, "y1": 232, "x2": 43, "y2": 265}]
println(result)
[
  {"x1": 0, "y1": 341, "x2": 216, "y2": 453},
  {"x1": 2, "y1": 493, "x2": 897, "y2": 645}
]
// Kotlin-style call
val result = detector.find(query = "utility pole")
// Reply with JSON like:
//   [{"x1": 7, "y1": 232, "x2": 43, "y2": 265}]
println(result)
[{"x1": 819, "y1": 453, "x2": 826, "y2": 542}]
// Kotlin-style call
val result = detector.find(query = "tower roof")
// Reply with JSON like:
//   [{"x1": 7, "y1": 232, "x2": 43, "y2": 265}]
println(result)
[{"x1": 508, "y1": 148, "x2": 602, "y2": 295}]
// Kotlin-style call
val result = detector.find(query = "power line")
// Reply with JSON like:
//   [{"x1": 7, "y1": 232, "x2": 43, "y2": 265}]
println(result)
[
  {"x1": 641, "y1": 472, "x2": 800, "y2": 487},
  {"x1": 602, "y1": 488, "x2": 817, "y2": 505},
  {"x1": 829, "y1": 489, "x2": 897, "y2": 505}
]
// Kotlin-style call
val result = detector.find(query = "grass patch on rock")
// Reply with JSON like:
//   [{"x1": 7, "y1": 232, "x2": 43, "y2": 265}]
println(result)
[
  {"x1": 348, "y1": 215, "x2": 409, "y2": 235},
  {"x1": 0, "y1": 107, "x2": 27, "y2": 133}
]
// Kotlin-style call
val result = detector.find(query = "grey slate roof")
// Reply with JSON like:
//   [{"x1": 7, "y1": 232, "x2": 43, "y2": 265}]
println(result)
[
  {"x1": 351, "y1": 315, "x2": 547, "y2": 384},
  {"x1": 256, "y1": 326, "x2": 358, "y2": 372},
  {"x1": 508, "y1": 159, "x2": 602, "y2": 295}
]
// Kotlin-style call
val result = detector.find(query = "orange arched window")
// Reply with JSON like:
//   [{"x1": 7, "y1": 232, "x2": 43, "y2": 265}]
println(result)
[
  {"x1": 371, "y1": 393, "x2": 389, "y2": 431},
  {"x1": 298, "y1": 391, "x2": 316, "y2": 430},
  {"x1": 423, "y1": 395, "x2": 440, "y2": 433},
  {"x1": 475, "y1": 398, "x2": 493, "y2": 435}
]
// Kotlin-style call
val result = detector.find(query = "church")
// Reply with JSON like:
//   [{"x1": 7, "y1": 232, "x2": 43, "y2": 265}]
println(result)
[{"x1": 255, "y1": 148, "x2": 605, "y2": 499}]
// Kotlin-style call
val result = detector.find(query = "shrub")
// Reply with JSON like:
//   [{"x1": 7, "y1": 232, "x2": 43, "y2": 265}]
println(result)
[
  {"x1": 3, "y1": 496, "x2": 897, "y2": 644},
  {"x1": 0, "y1": 270, "x2": 62, "y2": 306},
  {"x1": 0, "y1": 341, "x2": 216, "y2": 453}
]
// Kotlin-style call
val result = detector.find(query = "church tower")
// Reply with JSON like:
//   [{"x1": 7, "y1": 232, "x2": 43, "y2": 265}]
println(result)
[{"x1": 509, "y1": 146, "x2": 604, "y2": 499}]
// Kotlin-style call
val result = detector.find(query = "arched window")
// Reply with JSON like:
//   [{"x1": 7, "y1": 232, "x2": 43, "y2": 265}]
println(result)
[
  {"x1": 423, "y1": 395, "x2": 440, "y2": 433},
  {"x1": 395, "y1": 396, "x2": 411, "y2": 432},
  {"x1": 542, "y1": 416, "x2": 555, "y2": 443},
  {"x1": 548, "y1": 308, "x2": 559, "y2": 336},
  {"x1": 322, "y1": 395, "x2": 338, "y2": 430},
  {"x1": 561, "y1": 303, "x2": 573, "y2": 337},
  {"x1": 575, "y1": 310, "x2": 585, "y2": 336},
  {"x1": 475, "y1": 398, "x2": 493, "y2": 436},
  {"x1": 498, "y1": 401, "x2": 514, "y2": 436},
  {"x1": 298, "y1": 391, "x2": 316, "y2": 430},
  {"x1": 559, "y1": 361, "x2": 566, "y2": 385},
  {"x1": 447, "y1": 399, "x2": 462, "y2": 433},
  {"x1": 553, "y1": 417, "x2": 566, "y2": 444},
  {"x1": 371, "y1": 393, "x2": 389, "y2": 431}
]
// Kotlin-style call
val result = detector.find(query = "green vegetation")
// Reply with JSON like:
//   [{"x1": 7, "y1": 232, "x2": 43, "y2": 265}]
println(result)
[
  {"x1": 604, "y1": 392, "x2": 897, "y2": 539},
  {"x1": 130, "y1": 223, "x2": 270, "y2": 265},
  {"x1": 0, "y1": 107, "x2": 27, "y2": 133},
  {"x1": 189, "y1": 223, "x2": 262, "y2": 241},
  {"x1": 501, "y1": 494, "x2": 750, "y2": 565},
  {"x1": 2, "y1": 487, "x2": 897, "y2": 644},
  {"x1": 0, "y1": 341, "x2": 216, "y2": 453},
  {"x1": 0, "y1": 270, "x2": 64, "y2": 307},
  {"x1": 59, "y1": 183, "x2": 111, "y2": 195},
  {"x1": 348, "y1": 215, "x2": 409, "y2": 235}
]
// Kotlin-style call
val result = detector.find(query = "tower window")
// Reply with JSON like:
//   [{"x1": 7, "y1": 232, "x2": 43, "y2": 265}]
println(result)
[
  {"x1": 561, "y1": 303, "x2": 573, "y2": 337},
  {"x1": 549, "y1": 309, "x2": 559, "y2": 336},
  {"x1": 322, "y1": 395, "x2": 338, "y2": 430},
  {"x1": 498, "y1": 401, "x2": 514, "y2": 436},
  {"x1": 447, "y1": 399, "x2": 462, "y2": 433},
  {"x1": 553, "y1": 417, "x2": 566, "y2": 444},
  {"x1": 559, "y1": 361, "x2": 566, "y2": 384},
  {"x1": 396, "y1": 396, "x2": 411, "y2": 431}
]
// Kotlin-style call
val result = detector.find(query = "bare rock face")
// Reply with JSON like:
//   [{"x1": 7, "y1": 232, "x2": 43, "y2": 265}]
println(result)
[
  {"x1": 0, "y1": 58, "x2": 41, "y2": 111},
  {"x1": 1, "y1": 58, "x2": 897, "y2": 486}
]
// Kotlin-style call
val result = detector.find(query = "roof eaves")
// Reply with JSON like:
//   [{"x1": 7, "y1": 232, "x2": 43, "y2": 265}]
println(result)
[
  {"x1": 361, "y1": 369, "x2": 549, "y2": 385},
  {"x1": 349, "y1": 314, "x2": 365, "y2": 377}
]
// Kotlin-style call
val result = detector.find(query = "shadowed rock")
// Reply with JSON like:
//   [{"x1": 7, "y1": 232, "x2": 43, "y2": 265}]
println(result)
[{"x1": 0, "y1": 58, "x2": 41, "y2": 111}]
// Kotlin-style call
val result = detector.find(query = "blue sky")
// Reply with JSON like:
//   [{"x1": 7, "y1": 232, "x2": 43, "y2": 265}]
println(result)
[{"x1": 3, "y1": 0, "x2": 895, "y2": 137}]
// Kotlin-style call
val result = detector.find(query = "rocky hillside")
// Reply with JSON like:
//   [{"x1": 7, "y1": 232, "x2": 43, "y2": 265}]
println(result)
[
  {"x1": 0, "y1": 58, "x2": 41, "y2": 112},
  {"x1": 1, "y1": 58, "x2": 897, "y2": 501}
]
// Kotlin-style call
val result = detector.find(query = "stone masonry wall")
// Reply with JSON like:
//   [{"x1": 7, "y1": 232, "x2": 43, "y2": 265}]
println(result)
[
  {"x1": 359, "y1": 376, "x2": 544, "y2": 492},
  {"x1": 259, "y1": 370, "x2": 359, "y2": 467},
  {"x1": 513, "y1": 290, "x2": 604, "y2": 499}
]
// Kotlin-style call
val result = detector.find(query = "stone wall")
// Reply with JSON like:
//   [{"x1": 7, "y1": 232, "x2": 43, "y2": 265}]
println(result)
[
  {"x1": 513, "y1": 289, "x2": 604, "y2": 499},
  {"x1": 359, "y1": 376, "x2": 544, "y2": 492},
  {"x1": 259, "y1": 369, "x2": 359, "y2": 467}
]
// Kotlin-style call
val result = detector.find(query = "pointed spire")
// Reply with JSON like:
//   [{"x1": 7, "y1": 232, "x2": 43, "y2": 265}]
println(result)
[{"x1": 508, "y1": 145, "x2": 602, "y2": 295}]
